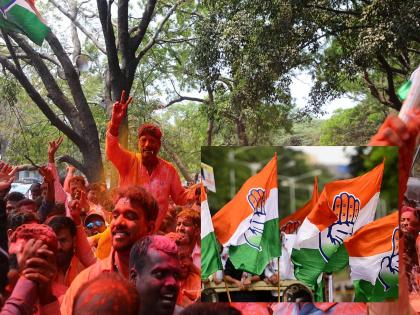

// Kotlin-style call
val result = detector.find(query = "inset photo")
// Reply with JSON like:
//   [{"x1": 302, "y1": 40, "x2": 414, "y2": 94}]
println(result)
[{"x1": 201, "y1": 146, "x2": 398, "y2": 303}]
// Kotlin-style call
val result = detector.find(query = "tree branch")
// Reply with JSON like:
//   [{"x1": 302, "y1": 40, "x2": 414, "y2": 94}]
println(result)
[
  {"x1": 0, "y1": 55, "x2": 84, "y2": 146},
  {"x1": 130, "y1": 0, "x2": 157, "y2": 52},
  {"x1": 161, "y1": 140, "x2": 192, "y2": 182},
  {"x1": 160, "y1": 96, "x2": 206, "y2": 109},
  {"x1": 97, "y1": 0, "x2": 121, "y2": 90},
  {"x1": 8, "y1": 33, "x2": 83, "y2": 129},
  {"x1": 135, "y1": 0, "x2": 185, "y2": 63},
  {"x1": 49, "y1": 0, "x2": 106, "y2": 54},
  {"x1": 376, "y1": 55, "x2": 402, "y2": 110},
  {"x1": 45, "y1": 32, "x2": 97, "y2": 129},
  {"x1": 118, "y1": 0, "x2": 130, "y2": 67},
  {"x1": 304, "y1": 4, "x2": 361, "y2": 16},
  {"x1": 57, "y1": 154, "x2": 87, "y2": 175}
]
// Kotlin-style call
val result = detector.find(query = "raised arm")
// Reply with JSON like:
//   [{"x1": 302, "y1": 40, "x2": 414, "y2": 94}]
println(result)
[
  {"x1": 105, "y1": 91, "x2": 135, "y2": 177},
  {"x1": 47, "y1": 136, "x2": 67, "y2": 203}
]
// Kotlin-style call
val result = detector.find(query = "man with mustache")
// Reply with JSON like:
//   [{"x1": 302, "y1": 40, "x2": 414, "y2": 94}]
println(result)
[
  {"x1": 60, "y1": 185, "x2": 158, "y2": 315},
  {"x1": 106, "y1": 91, "x2": 199, "y2": 231}
]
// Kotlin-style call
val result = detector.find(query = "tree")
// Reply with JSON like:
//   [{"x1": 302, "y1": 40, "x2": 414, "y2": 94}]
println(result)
[
  {"x1": 303, "y1": 0, "x2": 420, "y2": 115},
  {"x1": 319, "y1": 98, "x2": 387, "y2": 145},
  {"x1": 193, "y1": 0, "x2": 325, "y2": 145},
  {"x1": 0, "y1": 0, "x2": 202, "y2": 182}
]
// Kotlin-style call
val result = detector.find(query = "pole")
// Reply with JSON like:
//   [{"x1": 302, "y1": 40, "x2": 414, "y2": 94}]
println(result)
[
  {"x1": 223, "y1": 273, "x2": 232, "y2": 303},
  {"x1": 327, "y1": 273, "x2": 333, "y2": 302},
  {"x1": 277, "y1": 257, "x2": 281, "y2": 302}
]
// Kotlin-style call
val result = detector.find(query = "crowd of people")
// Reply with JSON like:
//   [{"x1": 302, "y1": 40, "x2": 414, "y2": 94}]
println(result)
[
  {"x1": 0, "y1": 89, "x2": 418, "y2": 315},
  {"x1": 0, "y1": 92, "x2": 203, "y2": 315}
]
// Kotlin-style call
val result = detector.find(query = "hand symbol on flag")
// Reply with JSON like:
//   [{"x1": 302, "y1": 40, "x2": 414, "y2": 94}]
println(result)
[
  {"x1": 319, "y1": 192, "x2": 360, "y2": 261},
  {"x1": 280, "y1": 221, "x2": 301, "y2": 234},
  {"x1": 378, "y1": 227, "x2": 399, "y2": 291},
  {"x1": 244, "y1": 188, "x2": 266, "y2": 251}
]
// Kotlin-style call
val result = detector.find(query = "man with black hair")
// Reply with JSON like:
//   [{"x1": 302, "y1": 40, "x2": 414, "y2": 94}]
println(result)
[
  {"x1": 16, "y1": 199, "x2": 38, "y2": 213},
  {"x1": 106, "y1": 92, "x2": 199, "y2": 231},
  {"x1": 60, "y1": 185, "x2": 157, "y2": 315},
  {"x1": 4, "y1": 192, "x2": 25, "y2": 214},
  {"x1": 47, "y1": 216, "x2": 86, "y2": 289},
  {"x1": 129, "y1": 235, "x2": 181, "y2": 315}
]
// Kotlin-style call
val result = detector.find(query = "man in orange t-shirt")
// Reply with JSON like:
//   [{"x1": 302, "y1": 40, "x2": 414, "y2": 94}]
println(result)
[
  {"x1": 105, "y1": 91, "x2": 199, "y2": 231},
  {"x1": 60, "y1": 185, "x2": 157, "y2": 315}
]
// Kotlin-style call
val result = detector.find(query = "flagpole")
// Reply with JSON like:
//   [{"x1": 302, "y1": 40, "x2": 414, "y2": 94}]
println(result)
[
  {"x1": 277, "y1": 257, "x2": 281, "y2": 302},
  {"x1": 327, "y1": 273, "x2": 333, "y2": 302},
  {"x1": 222, "y1": 272, "x2": 232, "y2": 303}
]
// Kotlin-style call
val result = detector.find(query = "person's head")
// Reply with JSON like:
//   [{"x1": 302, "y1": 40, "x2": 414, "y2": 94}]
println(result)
[
  {"x1": 16, "y1": 198, "x2": 38, "y2": 213},
  {"x1": 47, "y1": 216, "x2": 77, "y2": 266},
  {"x1": 73, "y1": 272, "x2": 140, "y2": 315},
  {"x1": 30, "y1": 183, "x2": 42, "y2": 200},
  {"x1": 137, "y1": 124, "x2": 162, "y2": 162},
  {"x1": 110, "y1": 186, "x2": 158, "y2": 253},
  {"x1": 4, "y1": 192, "x2": 25, "y2": 213},
  {"x1": 8, "y1": 223, "x2": 58, "y2": 256},
  {"x1": 129, "y1": 235, "x2": 180, "y2": 315},
  {"x1": 175, "y1": 208, "x2": 200, "y2": 248},
  {"x1": 7, "y1": 209, "x2": 39, "y2": 240},
  {"x1": 69, "y1": 176, "x2": 87, "y2": 198},
  {"x1": 86, "y1": 183, "x2": 101, "y2": 204},
  {"x1": 84, "y1": 213, "x2": 106, "y2": 237},
  {"x1": 177, "y1": 245, "x2": 193, "y2": 279},
  {"x1": 401, "y1": 206, "x2": 419, "y2": 235}
]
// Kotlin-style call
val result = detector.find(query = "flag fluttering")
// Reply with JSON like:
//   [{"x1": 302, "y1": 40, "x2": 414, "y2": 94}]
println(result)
[
  {"x1": 344, "y1": 211, "x2": 398, "y2": 302},
  {"x1": 200, "y1": 184, "x2": 222, "y2": 280},
  {"x1": 0, "y1": 0, "x2": 50, "y2": 45},
  {"x1": 291, "y1": 162, "x2": 384, "y2": 295},
  {"x1": 280, "y1": 176, "x2": 319, "y2": 234},
  {"x1": 212, "y1": 155, "x2": 281, "y2": 275}
]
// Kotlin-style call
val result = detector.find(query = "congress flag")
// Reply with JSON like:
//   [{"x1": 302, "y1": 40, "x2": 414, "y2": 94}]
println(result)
[
  {"x1": 292, "y1": 162, "x2": 384, "y2": 292},
  {"x1": 213, "y1": 155, "x2": 280, "y2": 275},
  {"x1": 344, "y1": 211, "x2": 399, "y2": 301}
]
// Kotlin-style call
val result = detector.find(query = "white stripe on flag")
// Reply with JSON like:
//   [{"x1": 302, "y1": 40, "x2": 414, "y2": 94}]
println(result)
[
  {"x1": 201, "y1": 199, "x2": 214, "y2": 239},
  {"x1": 222, "y1": 187, "x2": 278, "y2": 247}
]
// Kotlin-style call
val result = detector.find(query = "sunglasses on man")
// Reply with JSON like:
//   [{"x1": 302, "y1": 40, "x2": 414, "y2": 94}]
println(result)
[{"x1": 86, "y1": 220, "x2": 105, "y2": 229}]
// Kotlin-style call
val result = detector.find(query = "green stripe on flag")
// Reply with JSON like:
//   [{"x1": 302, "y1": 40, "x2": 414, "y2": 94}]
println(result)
[
  {"x1": 397, "y1": 80, "x2": 412, "y2": 101},
  {"x1": 292, "y1": 244, "x2": 348, "y2": 301},
  {"x1": 229, "y1": 218, "x2": 281, "y2": 275},
  {"x1": 201, "y1": 231, "x2": 222, "y2": 280},
  {"x1": 354, "y1": 278, "x2": 398, "y2": 302},
  {"x1": 0, "y1": 0, "x2": 50, "y2": 45}
]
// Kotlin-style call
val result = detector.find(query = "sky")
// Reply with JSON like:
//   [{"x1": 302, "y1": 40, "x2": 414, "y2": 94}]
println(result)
[
  {"x1": 290, "y1": 70, "x2": 357, "y2": 119},
  {"x1": 290, "y1": 146, "x2": 357, "y2": 165}
]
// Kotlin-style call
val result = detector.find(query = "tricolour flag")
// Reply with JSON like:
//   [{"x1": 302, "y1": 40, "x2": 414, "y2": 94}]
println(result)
[
  {"x1": 291, "y1": 162, "x2": 384, "y2": 294},
  {"x1": 0, "y1": 0, "x2": 50, "y2": 45},
  {"x1": 200, "y1": 184, "x2": 222, "y2": 280},
  {"x1": 344, "y1": 211, "x2": 398, "y2": 302},
  {"x1": 212, "y1": 154, "x2": 281, "y2": 275}
]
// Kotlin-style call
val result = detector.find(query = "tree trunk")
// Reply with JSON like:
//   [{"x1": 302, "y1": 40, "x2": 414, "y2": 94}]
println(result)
[
  {"x1": 206, "y1": 86, "x2": 215, "y2": 146},
  {"x1": 161, "y1": 141, "x2": 193, "y2": 183}
]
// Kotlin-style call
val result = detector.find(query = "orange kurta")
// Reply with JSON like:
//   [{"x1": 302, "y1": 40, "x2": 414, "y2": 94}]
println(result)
[
  {"x1": 106, "y1": 131, "x2": 195, "y2": 230},
  {"x1": 176, "y1": 268, "x2": 201, "y2": 308},
  {"x1": 59, "y1": 250, "x2": 117, "y2": 315}
]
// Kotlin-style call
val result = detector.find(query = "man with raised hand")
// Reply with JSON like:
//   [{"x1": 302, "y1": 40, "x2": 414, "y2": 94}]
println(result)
[
  {"x1": 106, "y1": 91, "x2": 199, "y2": 231},
  {"x1": 60, "y1": 185, "x2": 157, "y2": 315}
]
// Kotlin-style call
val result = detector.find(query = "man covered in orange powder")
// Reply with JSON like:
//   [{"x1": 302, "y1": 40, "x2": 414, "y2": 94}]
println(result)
[{"x1": 106, "y1": 91, "x2": 199, "y2": 231}]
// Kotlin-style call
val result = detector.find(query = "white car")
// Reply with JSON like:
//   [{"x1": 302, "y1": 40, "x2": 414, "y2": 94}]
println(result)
[{"x1": 10, "y1": 183, "x2": 32, "y2": 198}]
